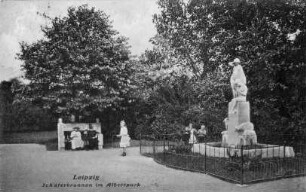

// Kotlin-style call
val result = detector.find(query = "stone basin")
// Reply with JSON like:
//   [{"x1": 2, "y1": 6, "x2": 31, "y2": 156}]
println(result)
[{"x1": 192, "y1": 142, "x2": 295, "y2": 158}]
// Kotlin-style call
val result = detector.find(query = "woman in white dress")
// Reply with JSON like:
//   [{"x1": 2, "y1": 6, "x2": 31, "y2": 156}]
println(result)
[
  {"x1": 70, "y1": 127, "x2": 84, "y2": 150},
  {"x1": 117, "y1": 120, "x2": 131, "y2": 156},
  {"x1": 188, "y1": 124, "x2": 198, "y2": 144}
]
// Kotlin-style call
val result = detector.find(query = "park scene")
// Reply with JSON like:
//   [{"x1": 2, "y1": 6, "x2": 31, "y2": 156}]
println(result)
[{"x1": 0, "y1": 0, "x2": 306, "y2": 191}]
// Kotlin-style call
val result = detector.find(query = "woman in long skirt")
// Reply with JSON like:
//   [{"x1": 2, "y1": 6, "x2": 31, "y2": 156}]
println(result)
[
  {"x1": 189, "y1": 126, "x2": 198, "y2": 144},
  {"x1": 117, "y1": 120, "x2": 131, "y2": 156},
  {"x1": 70, "y1": 127, "x2": 84, "y2": 150}
]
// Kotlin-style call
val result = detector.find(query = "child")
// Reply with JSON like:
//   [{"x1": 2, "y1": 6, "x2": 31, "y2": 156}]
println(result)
[
  {"x1": 188, "y1": 123, "x2": 198, "y2": 144},
  {"x1": 197, "y1": 125, "x2": 207, "y2": 143},
  {"x1": 117, "y1": 120, "x2": 131, "y2": 156}
]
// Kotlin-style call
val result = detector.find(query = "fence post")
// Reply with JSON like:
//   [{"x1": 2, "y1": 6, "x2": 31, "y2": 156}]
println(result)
[
  {"x1": 204, "y1": 139, "x2": 207, "y2": 174},
  {"x1": 241, "y1": 145, "x2": 244, "y2": 185},
  {"x1": 163, "y1": 135, "x2": 166, "y2": 162},
  {"x1": 111, "y1": 133, "x2": 114, "y2": 148},
  {"x1": 0, "y1": 88, "x2": 4, "y2": 144},
  {"x1": 283, "y1": 141, "x2": 286, "y2": 158},
  {"x1": 139, "y1": 133, "x2": 142, "y2": 154},
  {"x1": 153, "y1": 135, "x2": 156, "y2": 157}
]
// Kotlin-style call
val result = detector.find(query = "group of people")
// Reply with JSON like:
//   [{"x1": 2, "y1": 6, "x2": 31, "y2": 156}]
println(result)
[
  {"x1": 70, "y1": 124, "x2": 99, "y2": 150},
  {"x1": 69, "y1": 120, "x2": 131, "y2": 156},
  {"x1": 184, "y1": 123, "x2": 207, "y2": 144}
]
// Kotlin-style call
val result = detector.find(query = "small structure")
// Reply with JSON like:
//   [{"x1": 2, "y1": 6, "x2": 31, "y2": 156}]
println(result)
[{"x1": 57, "y1": 118, "x2": 103, "y2": 151}]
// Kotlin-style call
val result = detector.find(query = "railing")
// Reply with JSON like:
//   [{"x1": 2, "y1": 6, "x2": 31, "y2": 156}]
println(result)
[
  {"x1": 140, "y1": 133, "x2": 306, "y2": 184},
  {"x1": 103, "y1": 132, "x2": 140, "y2": 148},
  {"x1": 103, "y1": 133, "x2": 121, "y2": 148}
]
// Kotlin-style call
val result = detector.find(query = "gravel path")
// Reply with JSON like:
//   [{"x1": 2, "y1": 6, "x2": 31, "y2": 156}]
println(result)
[{"x1": 1, "y1": 144, "x2": 306, "y2": 192}]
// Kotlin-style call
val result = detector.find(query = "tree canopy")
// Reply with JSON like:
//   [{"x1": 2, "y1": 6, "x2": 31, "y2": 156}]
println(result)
[
  {"x1": 9, "y1": 1, "x2": 306, "y2": 138},
  {"x1": 136, "y1": 0, "x2": 306, "y2": 136},
  {"x1": 17, "y1": 5, "x2": 135, "y2": 118}
]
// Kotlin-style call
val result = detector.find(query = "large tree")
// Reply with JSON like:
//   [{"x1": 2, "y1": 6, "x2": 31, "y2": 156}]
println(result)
[
  {"x1": 0, "y1": 79, "x2": 56, "y2": 133},
  {"x1": 153, "y1": 0, "x2": 306, "y2": 136},
  {"x1": 18, "y1": 5, "x2": 134, "y2": 119},
  {"x1": 134, "y1": 33, "x2": 230, "y2": 136}
]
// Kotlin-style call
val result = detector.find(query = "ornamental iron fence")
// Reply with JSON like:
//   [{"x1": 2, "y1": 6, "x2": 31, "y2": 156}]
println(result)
[{"x1": 139, "y1": 133, "x2": 306, "y2": 184}]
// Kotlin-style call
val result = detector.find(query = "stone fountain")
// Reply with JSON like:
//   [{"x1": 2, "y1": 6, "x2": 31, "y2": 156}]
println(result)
[
  {"x1": 192, "y1": 58, "x2": 295, "y2": 158},
  {"x1": 221, "y1": 58, "x2": 257, "y2": 147}
]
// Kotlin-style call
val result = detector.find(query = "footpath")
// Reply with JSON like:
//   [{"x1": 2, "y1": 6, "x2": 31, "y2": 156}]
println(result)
[{"x1": 0, "y1": 144, "x2": 305, "y2": 192}]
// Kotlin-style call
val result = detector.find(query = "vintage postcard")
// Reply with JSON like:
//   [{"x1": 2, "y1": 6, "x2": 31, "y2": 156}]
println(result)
[{"x1": 1, "y1": 0, "x2": 306, "y2": 191}]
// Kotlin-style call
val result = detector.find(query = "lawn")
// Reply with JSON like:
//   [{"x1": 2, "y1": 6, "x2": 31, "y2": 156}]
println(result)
[{"x1": 153, "y1": 152, "x2": 306, "y2": 184}]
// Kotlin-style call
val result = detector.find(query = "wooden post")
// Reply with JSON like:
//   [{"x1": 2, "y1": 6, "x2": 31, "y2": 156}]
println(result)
[{"x1": 57, "y1": 118, "x2": 63, "y2": 151}]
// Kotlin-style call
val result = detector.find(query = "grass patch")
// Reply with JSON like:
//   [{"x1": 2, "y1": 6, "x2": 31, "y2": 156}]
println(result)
[
  {"x1": 3, "y1": 131, "x2": 57, "y2": 144},
  {"x1": 3, "y1": 131, "x2": 58, "y2": 151},
  {"x1": 153, "y1": 152, "x2": 306, "y2": 184}
]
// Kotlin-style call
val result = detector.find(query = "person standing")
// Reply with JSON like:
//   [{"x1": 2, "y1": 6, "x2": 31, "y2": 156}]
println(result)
[
  {"x1": 182, "y1": 123, "x2": 192, "y2": 144},
  {"x1": 117, "y1": 120, "x2": 131, "y2": 156},
  {"x1": 188, "y1": 123, "x2": 198, "y2": 144},
  {"x1": 197, "y1": 125, "x2": 207, "y2": 143}
]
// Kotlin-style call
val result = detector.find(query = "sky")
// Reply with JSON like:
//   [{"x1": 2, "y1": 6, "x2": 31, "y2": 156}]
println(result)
[{"x1": 0, "y1": 0, "x2": 159, "y2": 81}]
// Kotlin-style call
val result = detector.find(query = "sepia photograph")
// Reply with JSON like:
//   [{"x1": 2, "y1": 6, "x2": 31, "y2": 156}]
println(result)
[{"x1": 0, "y1": 0, "x2": 306, "y2": 191}]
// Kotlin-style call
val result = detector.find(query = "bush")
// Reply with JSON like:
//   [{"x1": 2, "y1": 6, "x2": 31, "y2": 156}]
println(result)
[{"x1": 172, "y1": 144, "x2": 192, "y2": 154}]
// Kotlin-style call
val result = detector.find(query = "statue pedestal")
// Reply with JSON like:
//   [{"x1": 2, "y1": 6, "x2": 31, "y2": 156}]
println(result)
[
  {"x1": 222, "y1": 100, "x2": 255, "y2": 146},
  {"x1": 192, "y1": 143, "x2": 295, "y2": 158}
]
